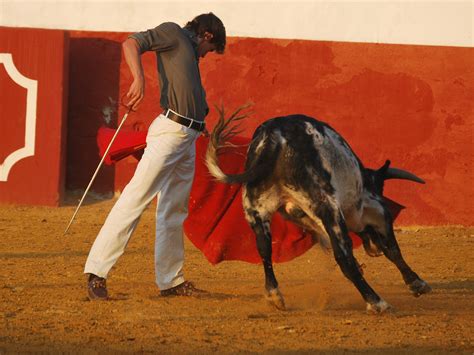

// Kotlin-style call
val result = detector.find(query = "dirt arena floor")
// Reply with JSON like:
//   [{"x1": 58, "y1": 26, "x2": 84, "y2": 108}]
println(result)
[{"x1": 0, "y1": 194, "x2": 473, "y2": 354}]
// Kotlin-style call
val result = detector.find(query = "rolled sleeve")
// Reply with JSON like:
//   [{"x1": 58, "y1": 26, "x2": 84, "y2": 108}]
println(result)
[{"x1": 128, "y1": 22, "x2": 179, "y2": 53}]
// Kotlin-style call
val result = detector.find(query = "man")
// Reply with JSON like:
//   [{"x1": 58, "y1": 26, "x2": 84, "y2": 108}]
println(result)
[{"x1": 84, "y1": 13, "x2": 226, "y2": 300}]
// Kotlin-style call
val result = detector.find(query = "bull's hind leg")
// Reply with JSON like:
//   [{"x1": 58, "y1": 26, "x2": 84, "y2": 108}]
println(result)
[
  {"x1": 243, "y1": 181, "x2": 287, "y2": 310},
  {"x1": 368, "y1": 213, "x2": 432, "y2": 297},
  {"x1": 246, "y1": 209, "x2": 286, "y2": 310},
  {"x1": 243, "y1": 185, "x2": 285, "y2": 310},
  {"x1": 313, "y1": 202, "x2": 391, "y2": 313}
]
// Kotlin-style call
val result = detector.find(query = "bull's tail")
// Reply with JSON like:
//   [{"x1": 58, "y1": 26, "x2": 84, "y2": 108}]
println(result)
[{"x1": 205, "y1": 105, "x2": 278, "y2": 185}]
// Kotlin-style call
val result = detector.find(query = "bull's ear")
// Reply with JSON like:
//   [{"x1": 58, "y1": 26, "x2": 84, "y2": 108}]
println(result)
[{"x1": 383, "y1": 196, "x2": 405, "y2": 220}]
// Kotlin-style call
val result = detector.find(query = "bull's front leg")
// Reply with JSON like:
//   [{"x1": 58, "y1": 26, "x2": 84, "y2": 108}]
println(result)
[
  {"x1": 248, "y1": 210, "x2": 286, "y2": 310},
  {"x1": 318, "y1": 205, "x2": 391, "y2": 313},
  {"x1": 371, "y1": 214, "x2": 432, "y2": 297}
]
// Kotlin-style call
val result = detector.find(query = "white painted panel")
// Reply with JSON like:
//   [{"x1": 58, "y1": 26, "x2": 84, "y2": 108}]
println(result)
[{"x1": 0, "y1": 0, "x2": 472, "y2": 47}]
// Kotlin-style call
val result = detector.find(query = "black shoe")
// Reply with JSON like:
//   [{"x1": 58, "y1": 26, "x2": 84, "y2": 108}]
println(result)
[{"x1": 87, "y1": 274, "x2": 108, "y2": 301}]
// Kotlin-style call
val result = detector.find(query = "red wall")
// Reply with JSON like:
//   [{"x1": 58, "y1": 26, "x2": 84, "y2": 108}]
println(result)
[
  {"x1": 0, "y1": 27, "x2": 69, "y2": 206},
  {"x1": 65, "y1": 31, "x2": 473, "y2": 225}
]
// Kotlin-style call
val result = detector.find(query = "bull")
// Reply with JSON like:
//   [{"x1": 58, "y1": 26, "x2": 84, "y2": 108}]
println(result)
[{"x1": 205, "y1": 107, "x2": 431, "y2": 313}]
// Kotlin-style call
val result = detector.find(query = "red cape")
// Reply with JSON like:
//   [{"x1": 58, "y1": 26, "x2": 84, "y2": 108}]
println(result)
[{"x1": 97, "y1": 127, "x2": 403, "y2": 264}]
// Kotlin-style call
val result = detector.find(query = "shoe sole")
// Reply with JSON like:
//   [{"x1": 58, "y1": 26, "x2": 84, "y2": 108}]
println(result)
[{"x1": 87, "y1": 289, "x2": 109, "y2": 301}]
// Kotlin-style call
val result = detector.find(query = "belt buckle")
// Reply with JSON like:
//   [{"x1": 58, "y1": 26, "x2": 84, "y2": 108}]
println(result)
[{"x1": 187, "y1": 118, "x2": 193, "y2": 129}]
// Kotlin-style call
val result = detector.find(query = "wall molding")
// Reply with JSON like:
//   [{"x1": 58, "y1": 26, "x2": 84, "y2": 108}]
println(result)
[{"x1": 0, "y1": 53, "x2": 38, "y2": 182}]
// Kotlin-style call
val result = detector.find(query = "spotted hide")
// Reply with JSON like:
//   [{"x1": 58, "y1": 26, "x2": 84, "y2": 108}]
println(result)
[{"x1": 206, "y1": 109, "x2": 432, "y2": 313}]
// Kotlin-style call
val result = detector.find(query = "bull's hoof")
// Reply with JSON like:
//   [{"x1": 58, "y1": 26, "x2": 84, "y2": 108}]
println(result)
[
  {"x1": 409, "y1": 279, "x2": 432, "y2": 297},
  {"x1": 366, "y1": 299, "x2": 392, "y2": 314},
  {"x1": 265, "y1": 288, "x2": 286, "y2": 311}
]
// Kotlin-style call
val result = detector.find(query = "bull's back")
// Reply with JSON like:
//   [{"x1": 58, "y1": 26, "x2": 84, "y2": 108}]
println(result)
[{"x1": 257, "y1": 115, "x2": 364, "y2": 210}]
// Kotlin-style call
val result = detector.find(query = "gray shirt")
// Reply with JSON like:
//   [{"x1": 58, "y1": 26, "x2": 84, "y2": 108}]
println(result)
[{"x1": 129, "y1": 22, "x2": 208, "y2": 122}]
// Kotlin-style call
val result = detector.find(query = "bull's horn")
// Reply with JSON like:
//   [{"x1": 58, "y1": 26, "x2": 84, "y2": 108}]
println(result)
[{"x1": 385, "y1": 168, "x2": 426, "y2": 184}]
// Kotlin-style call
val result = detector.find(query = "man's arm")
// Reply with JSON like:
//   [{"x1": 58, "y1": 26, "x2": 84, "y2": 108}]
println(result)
[{"x1": 122, "y1": 38, "x2": 145, "y2": 110}]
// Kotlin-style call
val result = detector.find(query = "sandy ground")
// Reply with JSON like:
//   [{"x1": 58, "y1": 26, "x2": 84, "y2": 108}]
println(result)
[{"x1": 0, "y1": 194, "x2": 473, "y2": 354}]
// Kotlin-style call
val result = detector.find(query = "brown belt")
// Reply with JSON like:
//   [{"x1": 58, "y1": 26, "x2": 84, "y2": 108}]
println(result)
[{"x1": 164, "y1": 109, "x2": 205, "y2": 132}]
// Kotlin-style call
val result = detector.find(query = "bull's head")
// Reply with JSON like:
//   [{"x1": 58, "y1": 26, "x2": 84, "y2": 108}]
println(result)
[
  {"x1": 365, "y1": 160, "x2": 425, "y2": 197},
  {"x1": 359, "y1": 160, "x2": 425, "y2": 257}
]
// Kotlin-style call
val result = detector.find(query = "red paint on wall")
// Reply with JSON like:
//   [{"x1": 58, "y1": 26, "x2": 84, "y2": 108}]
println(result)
[
  {"x1": 0, "y1": 27, "x2": 69, "y2": 206},
  {"x1": 65, "y1": 31, "x2": 472, "y2": 225}
]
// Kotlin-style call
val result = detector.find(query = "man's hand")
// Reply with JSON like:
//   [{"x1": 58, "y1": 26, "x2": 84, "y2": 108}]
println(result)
[{"x1": 126, "y1": 78, "x2": 145, "y2": 110}]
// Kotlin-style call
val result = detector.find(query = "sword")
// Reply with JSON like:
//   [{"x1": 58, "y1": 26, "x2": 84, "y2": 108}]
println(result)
[{"x1": 64, "y1": 107, "x2": 132, "y2": 235}]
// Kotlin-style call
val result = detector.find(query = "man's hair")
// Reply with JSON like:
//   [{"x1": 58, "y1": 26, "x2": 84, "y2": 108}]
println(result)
[{"x1": 185, "y1": 13, "x2": 226, "y2": 54}]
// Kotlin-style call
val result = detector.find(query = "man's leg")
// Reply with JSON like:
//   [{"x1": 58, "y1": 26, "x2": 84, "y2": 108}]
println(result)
[
  {"x1": 154, "y1": 136, "x2": 198, "y2": 292},
  {"x1": 84, "y1": 115, "x2": 195, "y2": 293}
]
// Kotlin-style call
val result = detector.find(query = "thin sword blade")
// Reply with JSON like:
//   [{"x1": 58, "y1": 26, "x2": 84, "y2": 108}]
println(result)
[{"x1": 64, "y1": 109, "x2": 131, "y2": 235}]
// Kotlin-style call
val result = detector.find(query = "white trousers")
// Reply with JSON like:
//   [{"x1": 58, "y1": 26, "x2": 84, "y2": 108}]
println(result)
[{"x1": 84, "y1": 114, "x2": 200, "y2": 290}]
